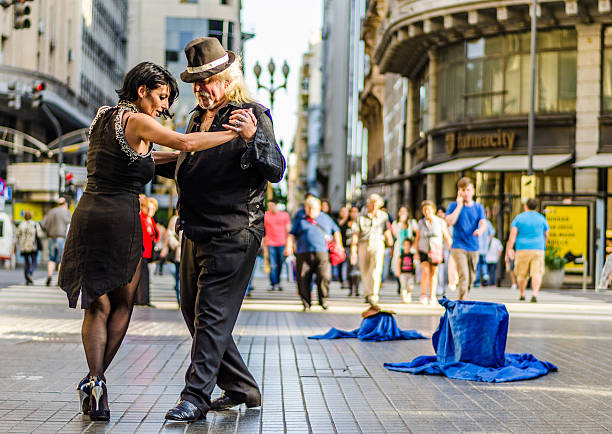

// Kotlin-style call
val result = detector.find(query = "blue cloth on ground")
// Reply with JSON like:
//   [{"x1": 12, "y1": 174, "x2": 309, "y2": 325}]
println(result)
[
  {"x1": 383, "y1": 297, "x2": 557, "y2": 382},
  {"x1": 308, "y1": 312, "x2": 426, "y2": 342}
]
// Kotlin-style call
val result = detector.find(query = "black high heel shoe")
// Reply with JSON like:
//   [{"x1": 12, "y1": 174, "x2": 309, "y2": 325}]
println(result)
[
  {"x1": 77, "y1": 376, "x2": 91, "y2": 415},
  {"x1": 89, "y1": 376, "x2": 110, "y2": 421}
]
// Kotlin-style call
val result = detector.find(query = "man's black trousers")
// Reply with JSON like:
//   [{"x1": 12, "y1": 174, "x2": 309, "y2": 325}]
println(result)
[
  {"x1": 295, "y1": 251, "x2": 331, "y2": 308},
  {"x1": 179, "y1": 229, "x2": 261, "y2": 412}
]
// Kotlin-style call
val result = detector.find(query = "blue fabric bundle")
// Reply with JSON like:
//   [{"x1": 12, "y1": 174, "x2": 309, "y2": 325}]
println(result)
[
  {"x1": 309, "y1": 312, "x2": 426, "y2": 342},
  {"x1": 384, "y1": 297, "x2": 557, "y2": 382}
]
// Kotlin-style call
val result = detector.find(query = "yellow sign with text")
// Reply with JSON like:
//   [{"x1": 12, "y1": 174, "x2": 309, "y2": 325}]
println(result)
[
  {"x1": 13, "y1": 202, "x2": 45, "y2": 222},
  {"x1": 520, "y1": 175, "x2": 536, "y2": 203},
  {"x1": 544, "y1": 205, "x2": 588, "y2": 273}
]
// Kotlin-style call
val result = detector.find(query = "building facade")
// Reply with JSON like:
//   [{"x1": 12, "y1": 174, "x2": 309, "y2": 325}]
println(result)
[
  {"x1": 288, "y1": 40, "x2": 323, "y2": 215},
  {"x1": 128, "y1": 0, "x2": 242, "y2": 133},
  {"x1": 0, "y1": 0, "x2": 127, "y2": 206},
  {"x1": 360, "y1": 0, "x2": 612, "y2": 285}
]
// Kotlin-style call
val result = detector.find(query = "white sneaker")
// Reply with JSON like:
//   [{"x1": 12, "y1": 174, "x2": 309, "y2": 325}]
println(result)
[
  {"x1": 420, "y1": 296, "x2": 428, "y2": 305},
  {"x1": 401, "y1": 291, "x2": 411, "y2": 304},
  {"x1": 511, "y1": 283, "x2": 517, "y2": 290},
  {"x1": 429, "y1": 296, "x2": 438, "y2": 305}
]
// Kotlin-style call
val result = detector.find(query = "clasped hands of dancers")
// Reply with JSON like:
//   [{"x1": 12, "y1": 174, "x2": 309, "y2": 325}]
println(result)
[{"x1": 61, "y1": 37, "x2": 284, "y2": 422}]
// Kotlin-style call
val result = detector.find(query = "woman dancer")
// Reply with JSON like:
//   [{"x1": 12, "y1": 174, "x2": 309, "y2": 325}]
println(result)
[{"x1": 59, "y1": 62, "x2": 241, "y2": 421}]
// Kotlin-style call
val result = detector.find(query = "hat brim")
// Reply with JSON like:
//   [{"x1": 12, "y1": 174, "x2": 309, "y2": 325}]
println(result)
[{"x1": 180, "y1": 51, "x2": 236, "y2": 83}]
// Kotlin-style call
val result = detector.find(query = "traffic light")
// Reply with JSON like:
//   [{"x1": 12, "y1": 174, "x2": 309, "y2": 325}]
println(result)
[
  {"x1": 31, "y1": 81, "x2": 45, "y2": 108},
  {"x1": 7, "y1": 81, "x2": 20, "y2": 110},
  {"x1": 13, "y1": 1, "x2": 31, "y2": 30},
  {"x1": 65, "y1": 172, "x2": 75, "y2": 193},
  {"x1": 7, "y1": 94, "x2": 21, "y2": 110}
]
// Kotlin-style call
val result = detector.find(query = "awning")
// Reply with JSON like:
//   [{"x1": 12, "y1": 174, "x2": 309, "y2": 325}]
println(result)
[
  {"x1": 573, "y1": 154, "x2": 612, "y2": 168},
  {"x1": 473, "y1": 154, "x2": 572, "y2": 172},
  {"x1": 421, "y1": 157, "x2": 492, "y2": 174},
  {"x1": 363, "y1": 162, "x2": 425, "y2": 186}
]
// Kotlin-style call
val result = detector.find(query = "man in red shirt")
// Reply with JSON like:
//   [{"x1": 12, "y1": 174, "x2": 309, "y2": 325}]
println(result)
[{"x1": 264, "y1": 200, "x2": 291, "y2": 291}]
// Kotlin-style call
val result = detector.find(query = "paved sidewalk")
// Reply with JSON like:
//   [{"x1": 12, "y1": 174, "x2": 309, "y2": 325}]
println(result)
[{"x1": 0, "y1": 275, "x2": 612, "y2": 433}]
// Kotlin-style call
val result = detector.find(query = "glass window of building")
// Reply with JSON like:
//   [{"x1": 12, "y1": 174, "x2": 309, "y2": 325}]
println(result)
[
  {"x1": 209, "y1": 20, "x2": 224, "y2": 45},
  {"x1": 418, "y1": 67, "x2": 429, "y2": 136},
  {"x1": 437, "y1": 29, "x2": 577, "y2": 123},
  {"x1": 602, "y1": 27, "x2": 612, "y2": 111}
]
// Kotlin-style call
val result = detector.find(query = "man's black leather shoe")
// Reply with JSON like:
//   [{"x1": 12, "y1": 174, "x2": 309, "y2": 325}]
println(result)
[
  {"x1": 165, "y1": 400, "x2": 204, "y2": 421},
  {"x1": 210, "y1": 394, "x2": 260, "y2": 411}
]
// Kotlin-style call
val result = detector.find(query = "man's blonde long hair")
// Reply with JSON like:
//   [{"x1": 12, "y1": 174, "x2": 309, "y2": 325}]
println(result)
[{"x1": 215, "y1": 54, "x2": 254, "y2": 106}]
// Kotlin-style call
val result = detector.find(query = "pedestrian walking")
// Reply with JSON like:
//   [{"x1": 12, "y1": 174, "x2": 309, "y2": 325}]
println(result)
[
  {"x1": 15, "y1": 210, "x2": 44, "y2": 285},
  {"x1": 435, "y1": 206, "x2": 450, "y2": 296},
  {"x1": 136, "y1": 197, "x2": 160, "y2": 306},
  {"x1": 391, "y1": 206, "x2": 418, "y2": 294},
  {"x1": 444, "y1": 177, "x2": 487, "y2": 300},
  {"x1": 474, "y1": 211, "x2": 495, "y2": 287},
  {"x1": 154, "y1": 223, "x2": 167, "y2": 275},
  {"x1": 414, "y1": 200, "x2": 452, "y2": 305},
  {"x1": 155, "y1": 38, "x2": 284, "y2": 422},
  {"x1": 336, "y1": 206, "x2": 349, "y2": 288},
  {"x1": 286, "y1": 196, "x2": 341, "y2": 311},
  {"x1": 163, "y1": 210, "x2": 181, "y2": 302},
  {"x1": 396, "y1": 238, "x2": 416, "y2": 303},
  {"x1": 350, "y1": 194, "x2": 394, "y2": 305},
  {"x1": 263, "y1": 200, "x2": 290, "y2": 291},
  {"x1": 59, "y1": 61, "x2": 237, "y2": 421},
  {"x1": 486, "y1": 237, "x2": 503, "y2": 286},
  {"x1": 341, "y1": 206, "x2": 360, "y2": 296},
  {"x1": 506, "y1": 198, "x2": 550, "y2": 302},
  {"x1": 40, "y1": 197, "x2": 72, "y2": 286}
]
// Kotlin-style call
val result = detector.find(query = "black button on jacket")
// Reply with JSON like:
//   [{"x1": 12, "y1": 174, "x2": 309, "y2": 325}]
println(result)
[{"x1": 156, "y1": 102, "x2": 285, "y2": 242}]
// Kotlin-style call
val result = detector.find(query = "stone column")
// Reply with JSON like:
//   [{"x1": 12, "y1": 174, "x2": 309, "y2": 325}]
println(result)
[
  {"x1": 575, "y1": 24, "x2": 602, "y2": 192},
  {"x1": 426, "y1": 49, "x2": 438, "y2": 200}
]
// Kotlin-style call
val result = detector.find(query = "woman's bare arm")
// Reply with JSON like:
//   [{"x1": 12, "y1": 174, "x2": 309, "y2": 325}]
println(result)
[
  {"x1": 128, "y1": 113, "x2": 237, "y2": 152},
  {"x1": 152, "y1": 151, "x2": 179, "y2": 165}
]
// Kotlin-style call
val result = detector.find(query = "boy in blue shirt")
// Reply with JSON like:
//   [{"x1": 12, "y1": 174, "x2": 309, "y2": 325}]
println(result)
[{"x1": 445, "y1": 177, "x2": 487, "y2": 300}]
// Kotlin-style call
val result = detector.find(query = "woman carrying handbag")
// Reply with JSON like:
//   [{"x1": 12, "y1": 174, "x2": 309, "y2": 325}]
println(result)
[{"x1": 414, "y1": 201, "x2": 452, "y2": 305}]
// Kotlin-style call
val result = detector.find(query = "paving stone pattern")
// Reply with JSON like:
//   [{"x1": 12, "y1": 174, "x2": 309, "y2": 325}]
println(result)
[{"x1": 0, "y1": 275, "x2": 612, "y2": 432}]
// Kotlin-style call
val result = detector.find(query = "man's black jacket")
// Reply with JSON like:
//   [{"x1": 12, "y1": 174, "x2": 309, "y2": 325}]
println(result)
[{"x1": 156, "y1": 101, "x2": 285, "y2": 242}]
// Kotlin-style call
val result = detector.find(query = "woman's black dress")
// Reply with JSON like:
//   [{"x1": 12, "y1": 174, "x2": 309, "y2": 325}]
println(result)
[{"x1": 59, "y1": 102, "x2": 154, "y2": 309}]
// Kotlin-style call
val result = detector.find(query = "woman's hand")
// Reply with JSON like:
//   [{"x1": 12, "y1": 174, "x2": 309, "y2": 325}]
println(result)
[{"x1": 223, "y1": 108, "x2": 257, "y2": 142}]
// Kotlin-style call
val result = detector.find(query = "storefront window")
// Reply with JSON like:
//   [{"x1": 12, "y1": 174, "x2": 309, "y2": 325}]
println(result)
[
  {"x1": 438, "y1": 29, "x2": 577, "y2": 123},
  {"x1": 602, "y1": 27, "x2": 612, "y2": 111}
]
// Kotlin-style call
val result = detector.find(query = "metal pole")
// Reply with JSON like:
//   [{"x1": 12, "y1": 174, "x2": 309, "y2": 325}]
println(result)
[
  {"x1": 41, "y1": 103, "x2": 64, "y2": 193},
  {"x1": 528, "y1": 0, "x2": 538, "y2": 176}
]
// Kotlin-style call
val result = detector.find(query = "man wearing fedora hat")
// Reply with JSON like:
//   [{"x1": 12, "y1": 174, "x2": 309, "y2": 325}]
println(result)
[{"x1": 158, "y1": 37, "x2": 284, "y2": 422}]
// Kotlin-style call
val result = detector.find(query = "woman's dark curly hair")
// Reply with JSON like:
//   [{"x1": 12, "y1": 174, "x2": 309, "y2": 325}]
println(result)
[{"x1": 116, "y1": 62, "x2": 179, "y2": 111}]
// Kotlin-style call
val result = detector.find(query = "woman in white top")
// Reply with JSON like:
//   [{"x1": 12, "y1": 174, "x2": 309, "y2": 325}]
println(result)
[{"x1": 414, "y1": 200, "x2": 452, "y2": 305}]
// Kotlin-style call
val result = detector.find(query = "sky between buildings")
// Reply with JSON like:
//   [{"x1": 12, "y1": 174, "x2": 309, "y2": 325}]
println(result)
[{"x1": 241, "y1": 0, "x2": 323, "y2": 156}]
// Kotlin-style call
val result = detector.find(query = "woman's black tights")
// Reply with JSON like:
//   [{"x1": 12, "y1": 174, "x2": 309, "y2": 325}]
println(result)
[{"x1": 81, "y1": 260, "x2": 143, "y2": 378}]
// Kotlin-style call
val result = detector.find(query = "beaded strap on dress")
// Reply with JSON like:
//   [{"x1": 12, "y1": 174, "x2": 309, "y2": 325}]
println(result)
[{"x1": 115, "y1": 101, "x2": 153, "y2": 165}]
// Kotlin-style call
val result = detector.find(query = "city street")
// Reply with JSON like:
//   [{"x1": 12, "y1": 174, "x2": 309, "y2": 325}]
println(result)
[{"x1": 1, "y1": 272, "x2": 612, "y2": 433}]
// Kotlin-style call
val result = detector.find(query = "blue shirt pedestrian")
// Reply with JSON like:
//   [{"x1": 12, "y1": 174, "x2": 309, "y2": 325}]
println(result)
[
  {"x1": 511, "y1": 211, "x2": 549, "y2": 250},
  {"x1": 446, "y1": 202, "x2": 486, "y2": 251},
  {"x1": 290, "y1": 212, "x2": 340, "y2": 254},
  {"x1": 478, "y1": 219, "x2": 496, "y2": 255}
]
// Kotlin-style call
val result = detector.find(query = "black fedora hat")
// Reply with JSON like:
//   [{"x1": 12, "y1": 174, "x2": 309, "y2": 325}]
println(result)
[{"x1": 180, "y1": 37, "x2": 235, "y2": 83}]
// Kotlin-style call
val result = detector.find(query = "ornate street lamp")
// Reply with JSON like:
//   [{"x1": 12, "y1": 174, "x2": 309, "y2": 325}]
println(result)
[{"x1": 253, "y1": 58, "x2": 290, "y2": 111}]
